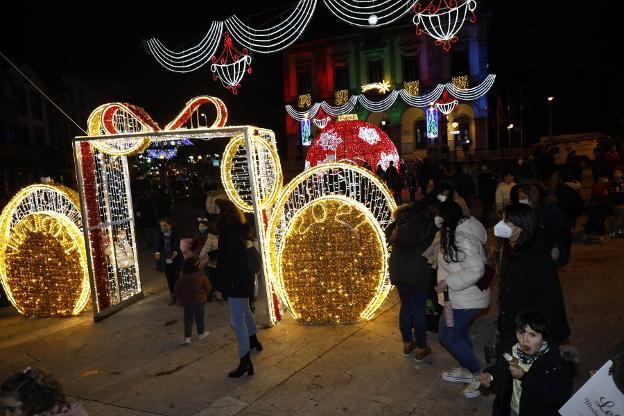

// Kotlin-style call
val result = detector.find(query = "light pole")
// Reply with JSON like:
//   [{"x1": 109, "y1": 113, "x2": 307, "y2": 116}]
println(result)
[
  {"x1": 547, "y1": 96, "x2": 554, "y2": 139},
  {"x1": 200, "y1": 113, "x2": 207, "y2": 127},
  {"x1": 507, "y1": 123, "x2": 514, "y2": 152}
]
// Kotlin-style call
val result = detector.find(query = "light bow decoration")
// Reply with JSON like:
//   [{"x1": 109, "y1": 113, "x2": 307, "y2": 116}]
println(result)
[
  {"x1": 87, "y1": 96, "x2": 228, "y2": 156},
  {"x1": 412, "y1": 0, "x2": 477, "y2": 51},
  {"x1": 211, "y1": 33, "x2": 252, "y2": 94},
  {"x1": 0, "y1": 184, "x2": 90, "y2": 317}
]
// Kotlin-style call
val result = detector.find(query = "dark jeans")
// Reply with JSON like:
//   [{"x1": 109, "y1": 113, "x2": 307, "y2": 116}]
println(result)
[
  {"x1": 183, "y1": 303, "x2": 205, "y2": 337},
  {"x1": 395, "y1": 282, "x2": 428, "y2": 347},
  {"x1": 165, "y1": 264, "x2": 179, "y2": 294},
  {"x1": 439, "y1": 308, "x2": 481, "y2": 373}
]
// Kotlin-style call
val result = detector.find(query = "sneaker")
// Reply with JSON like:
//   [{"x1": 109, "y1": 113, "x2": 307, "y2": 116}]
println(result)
[
  {"x1": 442, "y1": 367, "x2": 474, "y2": 383},
  {"x1": 180, "y1": 337, "x2": 191, "y2": 345},
  {"x1": 403, "y1": 341, "x2": 416, "y2": 357},
  {"x1": 463, "y1": 377, "x2": 481, "y2": 398},
  {"x1": 197, "y1": 331, "x2": 209, "y2": 340},
  {"x1": 413, "y1": 346, "x2": 432, "y2": 363}
]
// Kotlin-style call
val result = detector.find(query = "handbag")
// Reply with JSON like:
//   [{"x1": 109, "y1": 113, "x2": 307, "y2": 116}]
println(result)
[{"x1": 476, "y1": 263, "x2": 495, "y2": 291}]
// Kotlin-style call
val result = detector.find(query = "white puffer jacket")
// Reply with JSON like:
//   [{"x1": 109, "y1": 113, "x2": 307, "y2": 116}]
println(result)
[{"x1": 437, "y1": 216, "x2": 490, "y2": 309}]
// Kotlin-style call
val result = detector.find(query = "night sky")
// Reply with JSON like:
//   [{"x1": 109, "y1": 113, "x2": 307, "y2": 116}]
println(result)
[{"x1": 2, "y1": 1, "x2": 620, "y2": 150}]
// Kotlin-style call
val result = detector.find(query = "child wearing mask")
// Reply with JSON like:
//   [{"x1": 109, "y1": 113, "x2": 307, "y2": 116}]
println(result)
[
  {"x1": 153, "y1": 218, "x2": 181, "y2": 305},
  {"x1": 479, "y1": 310, "x2": 573, "y2": 416},
  {"x1": 175, "y1": 258, "x2": 212, "y2": 345}
]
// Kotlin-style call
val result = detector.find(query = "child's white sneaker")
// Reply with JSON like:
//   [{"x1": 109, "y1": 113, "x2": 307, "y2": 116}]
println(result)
[
  {"x1": 180, "y1": 337, "x2": 191, "y2": 345},
  {"x1": 463, "y1": 377, "x2": 481, "y2": 398},
  {"x1": 442, "y1": 367, "x2": 474, "y2": 383},
  {"x1": 197, "y1": 331, "x2": 209, "y2": 340}
]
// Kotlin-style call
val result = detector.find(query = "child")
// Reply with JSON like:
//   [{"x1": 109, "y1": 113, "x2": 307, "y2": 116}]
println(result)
[
  {"x1": 0, "y1": 367, "x2": 87, "y2": 415},
  {"x1": 153, "y1": 218, "x2": 181, "y2": 305},
  {"x1": 197, "y1": 222, "x2": 220, "y2": 301},
  {"x1": 174, "y1": 258, "x2": 212, "y2": 345},
  {"x1": 479, "y1": 310, "x2": 573, "y2": 416}
]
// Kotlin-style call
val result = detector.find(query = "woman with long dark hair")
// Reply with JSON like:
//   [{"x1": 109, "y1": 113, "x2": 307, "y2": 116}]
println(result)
[
  {"x1": 435, "y1": 201, "x2": 489, "y2": 398},
  {"x1": 387, "y1": 202, "x2": 436, "y2": 361},
  {"x1": 215, "y1": 199, "x2": 263, "y2": 377},
  {"x1": 494, "y1": 203, "x2": 570, "y2": 346}
]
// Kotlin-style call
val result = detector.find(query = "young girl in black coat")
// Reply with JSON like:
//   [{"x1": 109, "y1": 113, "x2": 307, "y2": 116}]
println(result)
[{"x1": 479, "y1": 310, "x2": 573, "y2": 416}]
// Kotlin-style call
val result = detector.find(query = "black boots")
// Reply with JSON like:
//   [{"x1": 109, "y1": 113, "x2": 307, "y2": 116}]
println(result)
[
  {"x1": 249, "y1": 334, "x2": 263, "y2": 351},
  {"x1": 228, "y1": 352, "x2": 254, "y2": 377}
]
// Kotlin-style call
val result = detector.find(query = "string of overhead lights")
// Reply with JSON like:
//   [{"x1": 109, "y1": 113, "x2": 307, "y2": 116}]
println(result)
[
  {"x1": 285, "y1": 75, "x2": 495, "y2": 121},
  {"x1": 323, "y1": 0, "x2": 417, "y2": 27},
  {"x1": 146, "y1": 0, "x2": 479, "y2": 91}
]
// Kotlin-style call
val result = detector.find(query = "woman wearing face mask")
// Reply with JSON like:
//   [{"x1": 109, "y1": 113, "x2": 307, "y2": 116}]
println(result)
[
  {"x1": 434, "y1": 201, "x2": 489, "y2": 399},
  {"x1": 154, "y1": 218, "x2": 182, "y2": 305},
  {"x1": 434, "y1": 181, "x2": 471, "y2": 217},
  {"x1": 494, "y1": 203, "x2": 570, "y2": 349}
]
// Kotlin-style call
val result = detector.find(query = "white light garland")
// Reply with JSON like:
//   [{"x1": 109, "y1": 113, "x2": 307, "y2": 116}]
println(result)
[
  {"x1": 323, "y1": 0, "x2": 417, "y2": 27},
  {"x1": 211, "y1": 55, "x2": 252, "y2": 94},
  {"x1": 224, "y1": 0, "x2": 318, "y2": 53},
  {"x1": 285, "y1": 76, "x2": 495, "y2": 121}
]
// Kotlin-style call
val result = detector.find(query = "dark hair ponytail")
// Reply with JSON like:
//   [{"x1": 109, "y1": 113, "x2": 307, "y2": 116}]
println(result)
[{"x1": 438, "y1": 201, "x2": 466, "y2": 263}]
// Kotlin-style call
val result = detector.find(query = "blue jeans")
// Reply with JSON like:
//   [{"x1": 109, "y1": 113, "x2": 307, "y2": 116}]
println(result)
[
  {"x1": 228, "y1": 297, "x2": 258, "y2": 357},
  {"x1": 439, "y1": 308, "x2": 480, "y2": 373},
  {"x1": 395, "y1": 282, "x2": 427, "y2": 347}
]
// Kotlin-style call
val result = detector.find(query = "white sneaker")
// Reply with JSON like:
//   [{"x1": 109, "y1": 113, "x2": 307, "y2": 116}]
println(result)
[
  {"x1": 442, "y1": 367, "x2": 474, "y2": 383},
  {"x1": 463, "y1": 377, "x2": 481, "y2": 398},
  {"x1": 180, "y1": 337, "x2": 191, "y2": 345},
  {"x1": 197, "y1": 331, "x2": 209, "y2": 340}
]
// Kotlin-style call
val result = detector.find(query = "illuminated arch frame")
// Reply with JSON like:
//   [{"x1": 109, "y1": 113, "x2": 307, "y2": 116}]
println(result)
[
  {"x1": 74, "y1": 124, "x2": 283, "y2": 323},
  {"x1": 267, "y1": 162, "x2": 397, "y2": 322}
]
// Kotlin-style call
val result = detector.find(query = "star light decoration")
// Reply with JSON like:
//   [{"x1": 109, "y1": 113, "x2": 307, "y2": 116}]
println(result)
[
  {"x1": 0, "y1": 185, "x2": 90, "y2": 317},
  {"x1": 361, "y1": 80, "x2": 392, "y2": 94}
]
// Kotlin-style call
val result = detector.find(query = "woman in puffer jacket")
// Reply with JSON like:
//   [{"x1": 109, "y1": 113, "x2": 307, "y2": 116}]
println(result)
[{"x1": 434, "y1": 200, "x2": 490, "y2": 399}]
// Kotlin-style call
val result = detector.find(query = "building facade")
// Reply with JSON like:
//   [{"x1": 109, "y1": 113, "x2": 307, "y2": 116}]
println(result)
[{"x1": 282, "y1": 16, "x2": 491, "y2": 164}]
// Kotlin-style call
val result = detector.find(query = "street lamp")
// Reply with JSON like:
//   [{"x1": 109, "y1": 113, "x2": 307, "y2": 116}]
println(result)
[
  {"x1": 507, "y1": 123, "x2": 514, "y2": 150},
  {"x1": 547, "y1": 97, "x2": 554, "y2": 139},
  {"x1": 200, "y1": 113, "x2": 207, "y2": 127},
  {"x1": 451, "y1": 121, "x2": 459, "y2": 160}
]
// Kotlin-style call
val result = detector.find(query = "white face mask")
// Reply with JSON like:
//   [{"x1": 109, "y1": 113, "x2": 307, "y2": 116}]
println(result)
[
  {"x1": 437, "y1": 194, "x2": 447, "y2": 202},
  {"x1": 494, "y1": 220, "x2": 514, "y2": 239},
  {"x1": 519, "y1": 198, "x2": 530, "y2": 205},
  {"x1": 434, "y1": 215, "x2": 444, "y2": 228}
]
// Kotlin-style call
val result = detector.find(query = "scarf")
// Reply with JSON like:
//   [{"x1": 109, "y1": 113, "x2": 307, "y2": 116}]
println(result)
[{"x1": 514, "y1": 342, "x2": 549, "y2": 364}]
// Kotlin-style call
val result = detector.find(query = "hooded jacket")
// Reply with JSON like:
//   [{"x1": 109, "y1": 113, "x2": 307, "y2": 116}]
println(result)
[{"x1": 437, "y1": 216, "x2": 490, "y2": 309}]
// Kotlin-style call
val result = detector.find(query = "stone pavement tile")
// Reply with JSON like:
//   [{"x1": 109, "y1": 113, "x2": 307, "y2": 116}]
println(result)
[
  {"x1": 191, "y1": 396, "x2": 248, "y2": 416},
  {"x1": 70, "y1": 397, "x2": 161, "y2": 416}
]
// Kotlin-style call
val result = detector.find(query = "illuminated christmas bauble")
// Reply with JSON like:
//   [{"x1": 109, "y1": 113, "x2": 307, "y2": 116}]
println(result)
[
  {"x1": 280, "y1": 197, "x2": 385, "y2": 323},
  {"x1": 0, "y1": 185, "x2": 89, "y2": 317},
  {"x1": 267, "y1": 162, "x2": 396, "y2": 324},
  {"x1": 305, "y1": 120, "x2": 399, "y2": 171}
]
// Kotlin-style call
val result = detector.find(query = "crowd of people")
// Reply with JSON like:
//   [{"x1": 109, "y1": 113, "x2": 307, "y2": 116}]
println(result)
[{"x1": 381, "y1": 145, "x2": 624, "y2": 413}]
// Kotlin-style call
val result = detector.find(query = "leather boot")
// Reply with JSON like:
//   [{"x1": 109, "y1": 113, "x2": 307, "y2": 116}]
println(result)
[
  {"x1": 249, "y1": 334, "x2": 263, "y2": 351},
  {"x1": 228, "y1": 352, "x2": 254, "y2": 377}
]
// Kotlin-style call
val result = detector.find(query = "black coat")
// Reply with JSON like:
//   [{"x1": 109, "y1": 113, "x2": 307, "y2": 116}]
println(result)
[
  {"x1": 153, "y1": 230, "x2": 182, "y2": 270},
  {"x1": 386, "y1": 214, "x2": 435, "y2": 292},
  {"x1": 498, "y1": 233, "x2": 571, "y2": 344},
  {"x1": 216, "y1": 225, "x2": 254, "y2": 298},
  {"x1": 487, "y1": 343, "x2": 573, "y2": 416}
]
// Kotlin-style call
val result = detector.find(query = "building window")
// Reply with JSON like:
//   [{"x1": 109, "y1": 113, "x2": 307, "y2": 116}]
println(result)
[
  {"x1": 450, "y1": 49, "x2": 469, "y2": 77},
  {"x1": 334, "y1": 64, "x2": 350, "y2": 91},
  {"x1": 15, "y1": 85, "x2": 27, "y2": 114},
  {"x1": 403, "y1": 55, "x2": 420, "y2": 82},
  {"x1": 368, "y1": 60, "x2": 383, "y2": 84},
  {"x1": 414, "y1": 119, "x2": 428, "y2": 149},
  {"x1": 297, "y1": 66, "x2": 312, "y2": 94}
]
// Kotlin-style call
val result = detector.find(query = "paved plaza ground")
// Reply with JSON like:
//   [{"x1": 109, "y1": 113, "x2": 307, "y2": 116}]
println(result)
[{"x1": 1, "y1": 232, "x2": 623, "y2": 415}]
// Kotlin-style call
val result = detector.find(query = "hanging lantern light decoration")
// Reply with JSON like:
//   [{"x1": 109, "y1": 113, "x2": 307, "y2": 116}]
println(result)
[
  {"x1": 435, "y1": 90, "x2": 458, "y2": 116},
  {"x1": 412, "y1": 0, "x2": 477, "y2": 51},
  {"x1": 210, "y1": 32, "x2": 252, "y2": 94}
]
